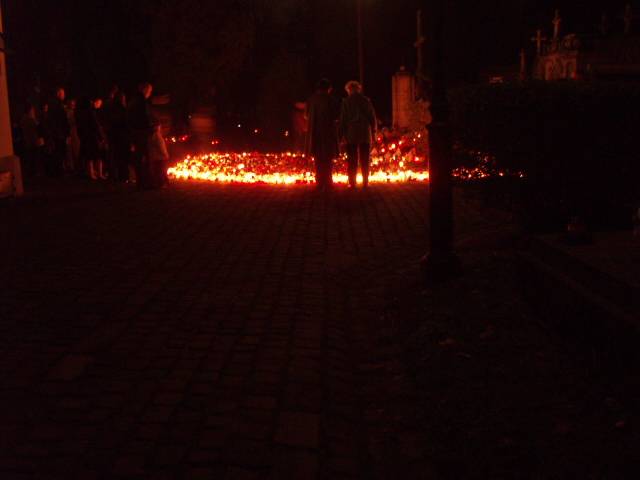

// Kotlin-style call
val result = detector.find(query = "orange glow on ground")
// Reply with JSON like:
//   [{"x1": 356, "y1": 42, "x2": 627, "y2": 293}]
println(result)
[
  {"x1": 167, "y1": 151, "x2": 430, "y2": 185},
  {"x1": 166, "y1": 131, "x2": 521, "y2": 186}
]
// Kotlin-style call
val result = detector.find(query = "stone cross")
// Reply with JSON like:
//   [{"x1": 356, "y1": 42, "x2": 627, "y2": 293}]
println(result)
[
  {"x1": 531, "y1": 29, "x2": 547, "y2": 55},
  {"x1": 415, "y1": 9, "x2": 426, "y2": 79},
  {"x1": 600, "y1": 13, "x2": 610, "y2": 36},
  {"x1": 624, "y1": 4, "x2": 633, "y2": 35},
  {"x1": 553, "y1": 9, "x2": 562, "y2": 40},
  {"x1": 520, "y1": 49, "x2": 527, "y2": 81}
]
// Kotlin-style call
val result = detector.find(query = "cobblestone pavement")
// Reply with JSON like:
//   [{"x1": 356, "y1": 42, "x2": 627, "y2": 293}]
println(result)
[{"x1": 0, "y1": 181, "x2": 436, "y2": 479}]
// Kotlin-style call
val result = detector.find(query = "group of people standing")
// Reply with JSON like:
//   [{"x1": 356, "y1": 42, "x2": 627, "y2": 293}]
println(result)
[
  {"x1": 18, "y1": 82, "x2": 168, "y2": 189},
  {"x1": 306, "y1": 79, "x2": 377, "y2": 190}
]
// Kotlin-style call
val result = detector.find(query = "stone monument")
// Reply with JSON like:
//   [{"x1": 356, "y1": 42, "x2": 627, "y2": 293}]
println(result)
[
  {"x1": 391, "y1": 10, "x2": 431, "y2": 130},
  {"x1": 532, "y1": 6, "x2": 640, "y2": 81},
  {"x1": 392, "y1": 66, "x2": 415, "y2": 130},
  {"x1": 0, "y1": 5, "x2": 23, "y2": 196}
]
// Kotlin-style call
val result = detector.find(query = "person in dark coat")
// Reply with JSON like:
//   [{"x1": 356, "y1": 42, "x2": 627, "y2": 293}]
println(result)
[
  {"x1": 93, "y1": 97, "x2": 109, "y2": 179},
  {"x1": 65, "y1": 99, "x2": 81, "y2": 173},
  {"x1": 102, "y1": 85, "x2": 119, "y2": 179},
  {"x1": 39, "y1": 103, "x2": 55, "y2": 175},
  {"x1": 47, "y1": 87, "x2": 71, "y2": 177},
  {"x1": 27, "y1": 84, "x2": 43, "y2": 115},
  {"x1": 20, "y1": 103, "x2": 43, "y2": 180},
  {"x1": 305, "y1": 78, "x2": 339, "y2": 190},
  {"x1": 338, "y1": 80, "x2": 377, "y2": 188},
  {"x1": 76, "y1": 97, "x2": 107, "y2": 180},
  {"x1": 148, "y1": 124, "x2": 169, "y2": 188},
  {"x1": 128, "y1": 82, "x2": 156, "y2": 189},
  {"x1": 107, "y1": 92, "x2": 131, "y2": 182}
]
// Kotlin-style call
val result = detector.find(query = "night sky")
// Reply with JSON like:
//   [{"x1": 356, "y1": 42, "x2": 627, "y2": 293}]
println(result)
[{"x1": 3, "y1": 0, "x2": 635, "y2": 130}]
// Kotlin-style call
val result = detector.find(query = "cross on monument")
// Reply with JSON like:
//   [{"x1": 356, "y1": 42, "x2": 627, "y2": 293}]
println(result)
[
  {"x1": 553, "y1": 9, "x2": 562, "y2": 40},
  {"x1": 519, "y1": 49, "x2": 527, "y2": 81},
  {"x1": 531, "y1": 29, "x2": 547, "y2": 55},
  {"x1": 600, "y1": 13, "x2": 611, "y2": 36},
  {"x1": 624, "y1": 3, "x2": 634, "y2": 35},
  {"x1": 415, "y1": 9, "x2": 426, "y2": 80}
]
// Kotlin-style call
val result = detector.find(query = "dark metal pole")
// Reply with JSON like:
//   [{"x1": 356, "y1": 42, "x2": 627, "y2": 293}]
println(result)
[
  {"x1": 357, "y1": 0, "x2": 364, "y2": 85},
  {"x1": 422, "y1": 0, "x2": 459, "y2": 282}
]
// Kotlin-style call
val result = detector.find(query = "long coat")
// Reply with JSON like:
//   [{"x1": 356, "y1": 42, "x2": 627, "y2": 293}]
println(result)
[
  {"x1": 48, "y1": 98, "x2": 71, "y2": 141},
  {"x1": 339, "y1": 92, "x2": 377, "y2": 145},
  {"x1": 77, "y1": 105, "x2": 106, "y2": 161},
  {"x1": 127, "y1": 92, "x2": 156, "y2": 151},
  {"x1": 305, "y1": 91, "x2": 339, "y2": 159}
]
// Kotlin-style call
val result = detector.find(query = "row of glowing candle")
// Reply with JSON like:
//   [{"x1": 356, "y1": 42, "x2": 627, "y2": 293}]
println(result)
[{"x1": 167, "y1": 151, "x2": 429, "y2": 185}]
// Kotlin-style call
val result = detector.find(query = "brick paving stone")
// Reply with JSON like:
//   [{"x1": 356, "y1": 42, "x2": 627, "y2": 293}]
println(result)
[
  {"x1": 135, "y1": 424, "x2": 164, "y2": 441},
  {"x1": 270, "y1": 449, "x2": 319, "y2": 480},
  {"x1": 244, "y1": 396, "x2": 278, "y2": 410},
  {"x1": 0, "y1": 181, "x2": 435, "y2": 478},
  {"x1": 198, "y1": 429, "x2": 228, "y2": 449},
  {"x1": 220, "y1": 439, "x2": 274, "y2": 468},
  {"x1": 47, "y1": 354, "x2": 93, "y2": 380},
  {"x1": 326, "y1": 456, "x2": 360, "y2": 476},
  {"x1": 275, "y1": 412, "x2": 320, "y2": 449},
  {"x1": 152, "y1": 444, "x2": 189, "y2": 467},
  {"x1": 113, "y1": 455, "x2": 146, "y2": 477},
  {"x1": 232, "y1": 419, "x2": 271, "y2": 440},
  {"x1": 225, "y1": 467, "x2": 266, "y2": 480},
  {"x1": 186, "y1": 466, "x2": 226, "y2": 479},
  {"x1": 141, "y1": 406, "x2": 174, "y2": 424}
]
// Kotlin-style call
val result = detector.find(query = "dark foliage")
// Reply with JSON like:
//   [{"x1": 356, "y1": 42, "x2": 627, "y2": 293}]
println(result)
[
  {"x1": 4, "y1": 0, "x2": 635, "y2": 136},
  {"x1": 449, "y1": 81, "x2": 640, "y2": 230}
]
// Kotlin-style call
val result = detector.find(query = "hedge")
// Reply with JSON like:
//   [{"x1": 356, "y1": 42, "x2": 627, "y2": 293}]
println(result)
[{"x1": 449, "y1": 81, "x2": 640, "y2": 230}]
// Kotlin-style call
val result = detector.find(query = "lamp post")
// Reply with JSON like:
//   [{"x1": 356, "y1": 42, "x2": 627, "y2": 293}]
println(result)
[
  {"x1": 357, "y1": 0, "x2": 364, "y2": 85},
  {"x1": 422, "y1": 0, "x2": 458, "y2": 282}
]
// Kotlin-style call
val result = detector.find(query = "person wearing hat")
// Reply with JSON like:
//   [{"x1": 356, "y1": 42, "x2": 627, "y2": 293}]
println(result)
[{"x1": 339, "y1": 80, "x2": 377, "y2": 188}]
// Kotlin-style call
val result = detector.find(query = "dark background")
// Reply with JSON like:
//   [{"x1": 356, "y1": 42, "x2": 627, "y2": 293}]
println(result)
[{"x1": 3, "y1": 0, "x2": 634, "y2": 133}]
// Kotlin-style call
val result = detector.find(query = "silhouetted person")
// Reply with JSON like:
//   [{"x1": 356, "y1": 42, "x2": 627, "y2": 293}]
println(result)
[
  {"x1": 339, "y1": 80, "x2": 377, "y2": 188},
  {"x1": 27, "y1": 84, "x2": 43, "y2": 116},
  {"x1": 76, "y1": 97, "x2": 107, "y2": 180},
  {"x1": 108, "y1": 92, "x2": 131, "y2": 182},
  {"x1": 92, "y1": 97, "x2": 109, "y2": 179},
  {"x1": 291, "y1": 101, "x2": 307, "y2": 153},
  {"x1": 20, "y1": 104, "x2": 42, "y2": 179},
  {"x1": 65, "y1": 99, "x2": 81, "y2": 173},
  {"x1": 128, "y1": 82, "x2": 156, "y2": 189},
  {"x1": 305, "y1": 78, "x2": 339, "y2": 190},
  {"x1": 39, "y1": 103, "x2": 55, "y2": 176},
  {"x1": 48, "y1": 87, "x2": 71, "y2": 177},
  {"x1": 148, "y1": 124, "x2": 169, "y2": 188},
  {"x1": 103, "y1": 85, "x2": 119, "y2": 179},
  {"x1": 74, "y1": 99, "x2": 90, "y2": 177}
]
